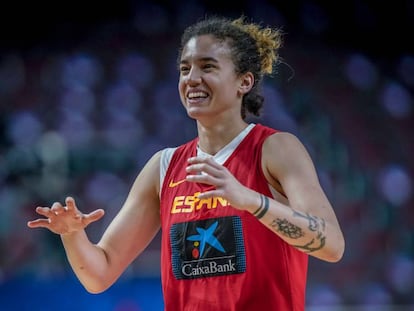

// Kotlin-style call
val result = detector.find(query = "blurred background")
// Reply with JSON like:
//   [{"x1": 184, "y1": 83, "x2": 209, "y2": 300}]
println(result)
[{"x1": 0, "y1": 0, "x2": 413, "y2": 310}]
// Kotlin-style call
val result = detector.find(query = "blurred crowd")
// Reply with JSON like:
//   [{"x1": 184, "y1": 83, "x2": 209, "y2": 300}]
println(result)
[{"x1": 0, "y1": 0, "x2": 413, "y2": 308}]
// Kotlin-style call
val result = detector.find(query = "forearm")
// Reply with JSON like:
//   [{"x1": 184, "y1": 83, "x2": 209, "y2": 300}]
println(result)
[
  {"x1": 60, "y1": 230, "x2": 113, "y2": 293},
  {"x1": 246, "y1": 192, "x2": 344, "y2": 262}
]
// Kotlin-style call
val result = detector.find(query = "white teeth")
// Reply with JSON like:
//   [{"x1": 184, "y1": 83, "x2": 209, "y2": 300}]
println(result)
[{"x1": 188, "y1": 91, "x2": 207, "y2": 99}]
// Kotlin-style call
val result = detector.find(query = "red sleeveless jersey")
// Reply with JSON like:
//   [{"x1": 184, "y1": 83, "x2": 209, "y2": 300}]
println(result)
[{"x1": 160, "y1": 124, "x2": 308, "y2": 311}]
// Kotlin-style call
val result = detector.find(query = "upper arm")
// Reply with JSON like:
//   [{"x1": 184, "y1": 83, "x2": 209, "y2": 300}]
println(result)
[
  {"x1": 262, "y1": 132, "x2": 333, "y2": 217},
  {"x1": 97, "y1": 150, "x2": 162, "y2": 277},
  {"x1": 262, "y1": 132, "x2": 345, "y2": 261}
]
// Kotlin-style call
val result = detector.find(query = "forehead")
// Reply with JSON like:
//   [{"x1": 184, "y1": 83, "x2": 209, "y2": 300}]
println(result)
[{"x1": 180, "y1": 35, "x2": 232, "y2": 62}]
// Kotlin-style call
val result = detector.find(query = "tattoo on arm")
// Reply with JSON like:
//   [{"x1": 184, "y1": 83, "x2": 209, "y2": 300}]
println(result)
[
  {"x1": 270, "y1": 218, "x2": 305, "y2": 239},
  {"x1": 270, "y1": 210, "x2": 327, "y2": 253},
  {"x1": 292, "y1": 210, "x2": 326, "y2": 253},
  {"x1": 253, "y1": 195, "x2": 269, "y2": 219}
]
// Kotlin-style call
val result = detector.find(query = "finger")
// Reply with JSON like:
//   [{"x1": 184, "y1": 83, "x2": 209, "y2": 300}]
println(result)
[
  {"x1": 51, "y1": 202, "x2": 64, "y2": 215},
  {"x1": 50, "y1": 202, "x2": 62, "y2": 211},
  {"x1": 35, "y1": 206, "x2": 52, "y2": 217},
  {"x1": 187, "y1": 173, "x2": 220, "y2": 186},
  {"x1": 65, "y1": 197, "x2": 76, "y2": 211},
  {"x1": 188, "y1": 156, "x2": 219, "y2": 167},
  {"x1": 203, "y1": 156, "x2": 222, "y2": 169},
  {"x1": 84, "y1": 209, "x2": 105, "y2": 223},
  {"x1": 197, "y1": 189, "x2": 221, "y2": 200},
  {"x1": 27, "y1": 218, "x2": 51, "y2": 228},
  {"x1": 187, "y1": 156, "x2": 202, "y2": 163},
  {"x1": 187, "y1": 162, "x2": 222, "y2": 177}
]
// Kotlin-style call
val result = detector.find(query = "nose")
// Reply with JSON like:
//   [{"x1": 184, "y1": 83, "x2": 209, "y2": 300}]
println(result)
[{"x1": 185, "y1": 67, "x2": 202, "y2": 85}]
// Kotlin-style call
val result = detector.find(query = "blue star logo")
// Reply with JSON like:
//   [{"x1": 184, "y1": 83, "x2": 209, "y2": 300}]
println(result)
[{"x1": 187, "y1": 221, "x2": 225, "y2": 258}]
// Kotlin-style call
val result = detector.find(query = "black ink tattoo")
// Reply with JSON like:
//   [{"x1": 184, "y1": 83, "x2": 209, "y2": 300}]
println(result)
[
  {"x1": 253, "y1": 195, "x2": 269, "y2": 219},
  {"x1": 293, "y1": 236, "x2": 326, "y2": 253},
  {"x1": 292, "y1": 210, "x2": 326, "y2": 234},
  {"x1": 270, "y1": 218, "x2": 305, "y2": 239},
  {"x1": 288, "y1": 210, "x2": 327, "y2": 253}
]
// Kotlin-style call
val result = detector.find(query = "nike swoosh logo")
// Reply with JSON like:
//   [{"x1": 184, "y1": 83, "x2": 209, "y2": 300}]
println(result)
[{"x1": 168, "y1": 178, "x2": 186, "y2": 188}]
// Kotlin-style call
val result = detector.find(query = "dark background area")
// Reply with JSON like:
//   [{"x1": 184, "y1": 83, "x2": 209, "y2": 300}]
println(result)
[{"x1": 1, "y1": 0, "x2": 413, "y2": 55}]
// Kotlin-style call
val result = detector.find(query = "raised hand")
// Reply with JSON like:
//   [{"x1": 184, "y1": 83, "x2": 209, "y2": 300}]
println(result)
[
  {"x1": 27, "y1": 196, "x2": 105, "y2": 235},
  {"x1": 186, "y1": 156, "x2": 258, "y2": 210}
]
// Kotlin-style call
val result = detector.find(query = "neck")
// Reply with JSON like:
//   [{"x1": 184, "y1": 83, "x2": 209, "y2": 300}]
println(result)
[{"x1": 196, "y1": 120, "x2": 249, "y2": 155}]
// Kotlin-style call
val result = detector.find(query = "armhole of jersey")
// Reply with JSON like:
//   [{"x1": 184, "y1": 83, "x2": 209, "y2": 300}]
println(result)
[
  {"x1": 159, "y1": 147, "x2": 178, "y2": 197},
  {"x1": 268, "y1": 184, "x2": 289, "y2": 205}
]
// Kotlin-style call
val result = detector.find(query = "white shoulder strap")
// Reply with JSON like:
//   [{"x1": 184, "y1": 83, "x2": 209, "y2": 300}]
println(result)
[{"x1": 159, "y1": 147, "x2": 177, "y2": 195}]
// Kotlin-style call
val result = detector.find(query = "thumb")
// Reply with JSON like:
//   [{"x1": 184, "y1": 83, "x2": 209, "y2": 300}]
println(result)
[{"x1": 84, "y1": 209, "x2": 105, "y2": 224}]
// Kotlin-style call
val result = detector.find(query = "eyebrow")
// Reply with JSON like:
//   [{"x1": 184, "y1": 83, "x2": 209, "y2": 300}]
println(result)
[{"x1": 179, "y1": 57, "x2": 219, "y2": 65}]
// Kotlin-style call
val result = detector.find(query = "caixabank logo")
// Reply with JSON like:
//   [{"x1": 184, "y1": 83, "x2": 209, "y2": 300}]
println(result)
[{"x1": 170, "y1": 216, "x2": 246, "y2": 280}]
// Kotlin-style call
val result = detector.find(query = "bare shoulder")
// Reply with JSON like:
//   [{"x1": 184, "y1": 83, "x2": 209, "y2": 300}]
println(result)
[
  {"x1": 137, "y1": 149, "x2": 163, "y2": 180},
  {"x1": 145, "y1": 149, "x2": 163, "y2": 171},
  {"x1": 130, "y1": 149, "x2": 163, "y2": 196},
  {"x1": 263, "y1": 131, "x2": 309, "y2": 159},
  {"x1": 262, "y1": 131, "x2": 316, "y2": 181}
]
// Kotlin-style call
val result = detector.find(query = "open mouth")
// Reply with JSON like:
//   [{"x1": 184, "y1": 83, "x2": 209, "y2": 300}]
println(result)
[
  {"x1": 187, "y1": 91, "x2": 209, "y2": 104},
  {"x1": 188, "y1": 91, "x2": 208, "y2": 99}
]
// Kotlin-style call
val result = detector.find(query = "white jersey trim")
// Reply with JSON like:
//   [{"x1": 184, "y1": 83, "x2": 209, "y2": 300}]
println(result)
[{"x1": 159, "y1": 123, "x2": 256, "y2": 196}]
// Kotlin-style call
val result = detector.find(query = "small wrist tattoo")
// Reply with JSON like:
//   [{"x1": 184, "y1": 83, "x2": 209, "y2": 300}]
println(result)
[
  {"x1": 252, "y1": 195, "x2": 263, "y2": 215},
  {"x1": 253, "y1": 194, "x2": 269, "y2": 219}
]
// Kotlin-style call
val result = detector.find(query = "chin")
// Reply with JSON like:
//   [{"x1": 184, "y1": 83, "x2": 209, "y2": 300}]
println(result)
[{"x1": 186, "y1": 108, "x2": 205, "y2": 119}]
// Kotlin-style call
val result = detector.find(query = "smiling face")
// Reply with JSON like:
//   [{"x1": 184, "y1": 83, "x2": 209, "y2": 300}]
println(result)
[{"x1": 178, "y1": 35, "x2": 252, "y2": 122}]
